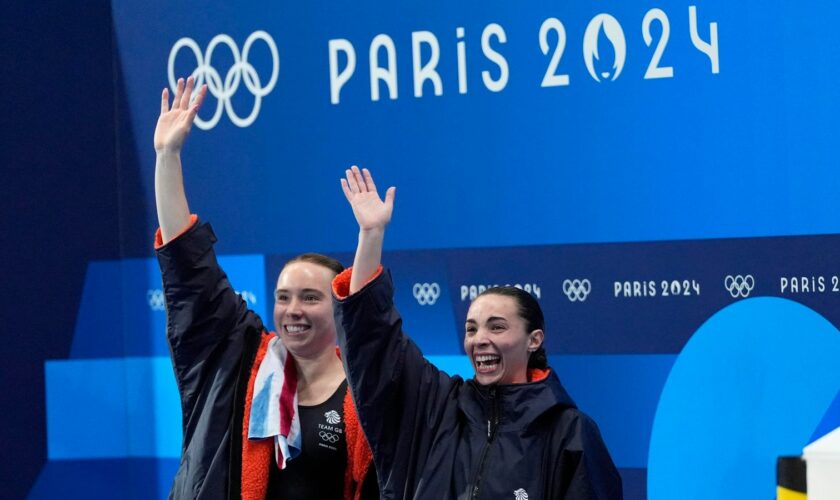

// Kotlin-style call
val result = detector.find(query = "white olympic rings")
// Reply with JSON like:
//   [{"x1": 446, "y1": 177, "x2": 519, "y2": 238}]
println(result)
[
  {"x1": 319, "y1": 431, "x2": 340, "y2": 444},
  {"x1": 562, "y1": 279, "x2": 592, "y2": 302},
  {"x1": 413, "y1": 283, "x2": 441, "y2": 305},
  {"x1": 168, "y1": 31, "x2": 279, "y2": 129},
  {"x1": 724, "y1": 274, "x2": 754, "y2": 298}
]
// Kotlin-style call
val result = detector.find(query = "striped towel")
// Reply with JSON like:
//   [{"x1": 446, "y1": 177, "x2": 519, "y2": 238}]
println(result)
[{"x1": 247, "y1": 336, "x2": 301, "y2": 469}]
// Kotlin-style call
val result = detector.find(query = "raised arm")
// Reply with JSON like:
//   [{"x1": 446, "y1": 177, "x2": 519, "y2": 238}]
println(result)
[
  {"x1": 340, "y1": 166, "x2": 396, "y2": 292},
  {"x1": 337, "y1": 168, "x2": 461, "y2": 496},
  {"x1": 154, "y1": 76, "x2": 207, "y2": 243}
]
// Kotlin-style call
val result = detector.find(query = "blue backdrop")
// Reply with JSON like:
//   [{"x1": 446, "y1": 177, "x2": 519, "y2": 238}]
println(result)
[{"x1": 5, "y1": 0, "x2": 840, "y2": 498}]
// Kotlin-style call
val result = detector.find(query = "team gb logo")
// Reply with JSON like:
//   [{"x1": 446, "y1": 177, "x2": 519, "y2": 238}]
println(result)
[{"x1": 325, "y1": 410, "x2": 341, "y2": 425}]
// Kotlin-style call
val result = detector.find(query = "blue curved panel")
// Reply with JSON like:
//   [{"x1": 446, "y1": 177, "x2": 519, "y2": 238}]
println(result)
[{"x1": 648, "y1": 298, "x2": 840, "y2": 499}]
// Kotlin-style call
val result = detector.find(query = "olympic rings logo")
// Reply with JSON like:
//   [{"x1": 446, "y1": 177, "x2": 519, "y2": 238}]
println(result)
[
  {"x1": 168, "y1": 31, "x2": 279, "y2": 129},
  {"x1": 147, "y1": 289, "x2": 165, "y2": 311},
  {"x1": 413, "y1": 283, "x2": 441, "y2": 305},
  {"x1": 319, "y1": 431, "x2": 340, "y2": 444},
  {"x1": 562, "y1": 279, "x2": 591, "y2": 302},
  {"x1": 724, "y1": 274, "x2": 754, "y2": 298}
]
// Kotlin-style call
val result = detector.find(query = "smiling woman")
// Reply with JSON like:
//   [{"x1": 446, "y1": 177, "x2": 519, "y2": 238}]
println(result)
[
  {"x1": 334, "y1": 166, "x2": 623, "y2": 499},
  {"x1": 273, "y1": 256, "x2": 343, "y2": 363},
  {"x1": 466, "y1": 286, "x2": 546, "y2": 386},
  {"x1": 152, "y1": 77, "x2": 378, "y2": 500}
]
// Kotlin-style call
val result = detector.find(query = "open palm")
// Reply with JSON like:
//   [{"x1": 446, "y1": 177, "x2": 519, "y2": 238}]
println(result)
[
  {"x1": 341, "y1": 166, "x2": 396, "y2": 231},
  {"x1": 154, "y1": 76, "x2": 207, "y2": 153}
]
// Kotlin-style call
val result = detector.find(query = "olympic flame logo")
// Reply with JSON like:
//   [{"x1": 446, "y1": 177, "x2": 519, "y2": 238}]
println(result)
[{"x1": 583, "y1": 14, "x2": 626, "y2": 82}]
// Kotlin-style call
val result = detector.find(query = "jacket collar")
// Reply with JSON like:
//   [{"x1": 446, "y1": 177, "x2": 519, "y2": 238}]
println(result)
[{"x1": 459, "y1": 369, "x2": 577, "y2": 431}]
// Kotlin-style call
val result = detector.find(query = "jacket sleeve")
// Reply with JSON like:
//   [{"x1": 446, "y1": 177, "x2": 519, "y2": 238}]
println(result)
[
  {"x1": 155, "y1": 219, "x2": 264, "y2": 432},
  {"x1": 334, "y1": 268, "x2": 458, "y2": 497},
  {"x1": 552, "y1": 411, "x2": 624, "y2": 500}
]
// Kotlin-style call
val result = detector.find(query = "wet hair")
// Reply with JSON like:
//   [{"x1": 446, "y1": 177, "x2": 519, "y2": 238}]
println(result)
[
  {"x1": 282, "y1": 253, "x2": 344, "y2": 277},
  {"x1": 476, "y1": 286, "x2": 548, "y2": 370}
]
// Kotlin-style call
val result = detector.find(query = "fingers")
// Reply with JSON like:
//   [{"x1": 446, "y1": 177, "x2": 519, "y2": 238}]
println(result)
[
  {"x1": 160, "y1": 88, "x2": 170, "y2": 115},
  {"x1": 193, "y1": 84, "x2": 207, "y2": 111},
  {"x1": 384, "y1": 186, "x2": 396, "y2": 208},
  {"x1": 186, "y1": 84, "x2": 207, "y2": 121},
  {"x1": 340, "y1": 178, "x2": 353, "y2": 202},
  {"x1": 173, "y1": 78, "x2": 185, "y2": 109},
  {"x1": 345, "y1": 167, "x2": 361, "y2": 193},
  {"x1": 351, "y1": 166, "x2": 367, "y2": 193},
  {"x1": 180, "y1": 76, "x2": 195, "y2": 110},
  {"x1": 344, "y1": 166, "x2": 390, "y2": 199},
  {"x1": 362, "y1": 168, "x2": 377, "y2": 193}
]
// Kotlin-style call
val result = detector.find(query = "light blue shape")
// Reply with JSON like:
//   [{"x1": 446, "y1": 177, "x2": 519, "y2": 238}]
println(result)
[
  {"x1": 248, "y1": 372, "x2": 274, "y2": 437},
  {"x1": 45, "y1": 357, "x2": 182, "y2": 459},
  {"x1": 648, "y1": 297, "x2": 840, "y2": 499},
  {"x1": 811, "y1": 388, "x2": 840, "y2": 442},
  {"x1": 45, "y1": 359, "x2": 129, "y2": 459},
  {"x1": 124, "y1": 357, "x2": 182, "y2": 457}
]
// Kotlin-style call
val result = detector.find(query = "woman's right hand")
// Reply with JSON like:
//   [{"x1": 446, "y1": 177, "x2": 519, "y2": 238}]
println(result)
[
  {"x1": 341, "y1": 166, "x2": 396, "y2": 293},
  {"x1": 341, "y1": 166, "x2": 396, "y2": 232},
  {"x1": 154, "y1": 76, "x2": 207, "y2": 154}
]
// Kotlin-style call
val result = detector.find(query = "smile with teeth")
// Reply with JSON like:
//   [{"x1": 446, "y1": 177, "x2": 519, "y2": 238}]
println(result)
[
  {"x1": 285, "y1": 324, "x2": 311, "y2": 335},
  {"x1": 474, "y1": 354, "x2": 501, "y2": 372}
]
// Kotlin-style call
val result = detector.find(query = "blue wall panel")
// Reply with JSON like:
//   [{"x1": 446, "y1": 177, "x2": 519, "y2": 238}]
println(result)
[{"x1": 8, "y1": 0, "x2": 840, "y2": 497}]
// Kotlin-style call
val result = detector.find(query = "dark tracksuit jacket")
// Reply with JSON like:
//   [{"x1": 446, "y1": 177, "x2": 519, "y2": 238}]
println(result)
[
  {"x1": 156, "y1": 218, "x2": 374, "y2": 500},
  {"x1": 333, "y1": 267, "x2": 623, "y2": 500}
]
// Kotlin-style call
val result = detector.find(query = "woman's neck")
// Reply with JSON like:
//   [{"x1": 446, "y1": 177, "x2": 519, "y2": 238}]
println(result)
[{"x1": 294, "y1": 347, "x2": 346, "y2": 406}]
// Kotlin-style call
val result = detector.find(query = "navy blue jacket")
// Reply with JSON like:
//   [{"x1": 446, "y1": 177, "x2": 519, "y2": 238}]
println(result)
[
  {"x1": 157, "y1": 220, "x2": 265, "y2": 499},
  {"x1": 157, "y1": 220, "x2": 377, "y2": 500},
  {"x1": 335, "y1": 269, "x2": 623, "y2": 500}
]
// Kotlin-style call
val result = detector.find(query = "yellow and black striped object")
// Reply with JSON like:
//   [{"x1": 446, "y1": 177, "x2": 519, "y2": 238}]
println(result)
[{"x1": 777, "y1": 456, "x2": 807, "y2": 500}]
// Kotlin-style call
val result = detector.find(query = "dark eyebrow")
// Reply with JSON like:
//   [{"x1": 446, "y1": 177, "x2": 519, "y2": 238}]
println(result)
[
  {"x1": 465, "y1": 316, "x2": 508, "y2": 325},
  {"x1": 275, "y1": 288, "x2": 326, "y2": 296}
]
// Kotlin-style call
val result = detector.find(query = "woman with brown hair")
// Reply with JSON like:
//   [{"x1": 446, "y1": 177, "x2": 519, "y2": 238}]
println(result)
[
  {"x1": 333, "y1": 166, "x2": 622, "y2": 499},
  {"x1": 153, "y1": 77, "x2": 377, "y2": 499}
]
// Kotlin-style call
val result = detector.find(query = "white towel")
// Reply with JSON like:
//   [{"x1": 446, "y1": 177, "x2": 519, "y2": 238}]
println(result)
[{"x1": 247, "y1": 336, "x2": 301, "y2": 469}]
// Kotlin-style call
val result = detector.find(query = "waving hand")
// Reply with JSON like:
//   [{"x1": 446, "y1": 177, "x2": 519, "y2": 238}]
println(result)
[
  {"x1": 154, "y1": 76, "x2": 207, "y2": 153},
  {"x1": 341, "y1": 166, "x2": 396, "y2": 293},
  {"x1": 154, "y1": 76, "x2": 207, "y2": 243}
]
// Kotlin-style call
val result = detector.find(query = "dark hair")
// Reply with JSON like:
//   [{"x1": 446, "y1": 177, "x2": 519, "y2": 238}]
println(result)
[
  {"x1": 283, "y1": 253, "x2": 344, "y2": 276},
  {"x1": 477, "y1": 286, "x2": 548, "y2": 370}
]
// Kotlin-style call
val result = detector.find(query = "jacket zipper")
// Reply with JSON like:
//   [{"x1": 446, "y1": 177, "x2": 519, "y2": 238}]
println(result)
[{"x1": 470, "y1": 386, "x2": 500, "y2": 500}]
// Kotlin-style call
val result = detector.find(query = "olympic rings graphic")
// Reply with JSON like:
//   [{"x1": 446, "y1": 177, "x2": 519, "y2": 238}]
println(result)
[
  {"x1": 413, "y1": 283, "x2": 441, "y2": 305},
  {"x1": 168, "y1": 31, "x2": 279, "y2": 129},
  {"x1": 724, "y1": 274, "x2": 754, "y2": 298},
  {"x1": 562, "y1": 279, "x2": 591, "y2": 302},
  {"x1": 319, "y1": 431, "x2": 340, "y2": 444},
  {"x1": 147, "y1": 289, "x2": 165, "y2": 311}
]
